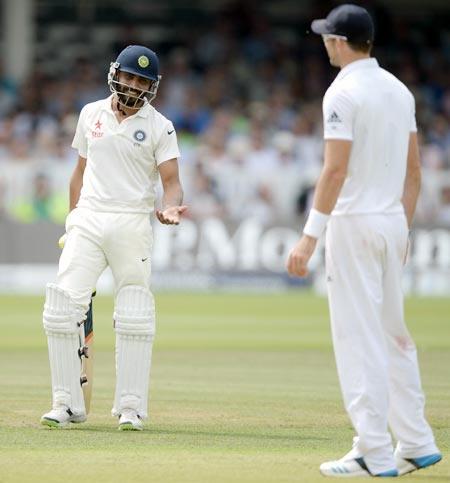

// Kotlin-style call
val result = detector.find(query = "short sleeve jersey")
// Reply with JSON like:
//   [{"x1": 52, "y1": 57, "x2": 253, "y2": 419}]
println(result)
[
  {"x1": 322, "y1": 58, "x2": 417, "y2": 215},
  {"x1": 72, "y1": 95, "x2": 180, "y2": 214}
]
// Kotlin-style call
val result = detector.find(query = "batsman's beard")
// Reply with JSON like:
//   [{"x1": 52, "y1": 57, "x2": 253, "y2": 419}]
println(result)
[{"x1": 116, "y1": 86, "x2": 146, "y2": 110}]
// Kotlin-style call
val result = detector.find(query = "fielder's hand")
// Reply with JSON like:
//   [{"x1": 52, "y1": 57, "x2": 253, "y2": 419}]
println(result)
[
  {"x1": 286, "y1": 235, "x2": 317, "y2": 277},
  {"x1": 156, "y1": 205, "x2": 188, "y2": 225},
  {"x1": 403, "y1": 236, "x2": 410, "y2": 266}
]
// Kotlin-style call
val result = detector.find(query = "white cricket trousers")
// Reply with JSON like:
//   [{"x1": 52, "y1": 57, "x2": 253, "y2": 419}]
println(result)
[
  {"x1": 57, "y1": 207, "x2": 153, "y2": 310},
  {"x1": 325, "y1": 213, "x2": 438, "y2": 474}
]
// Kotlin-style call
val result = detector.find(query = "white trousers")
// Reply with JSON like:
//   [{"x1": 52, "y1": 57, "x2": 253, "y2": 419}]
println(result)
[
  {"x1": 58, "y1": 207, "x2": 153, "y2": 311},
  {"x1": 325, "y1": 213, "x2": 438, "y2": 474}
]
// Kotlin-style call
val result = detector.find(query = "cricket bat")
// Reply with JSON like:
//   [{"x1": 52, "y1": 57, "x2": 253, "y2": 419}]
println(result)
[
  {"x1": 80, "y1": 295, "x2": 95, "y2": 414},
  {"x1": 59, "y1": 233, "x2": 94, "y2": 413}
]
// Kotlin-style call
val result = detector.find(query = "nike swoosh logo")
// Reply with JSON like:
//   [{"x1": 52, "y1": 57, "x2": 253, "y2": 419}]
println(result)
[
  {"x1": 141, "y1": 258, "x2": 148, "y2": 262},
  {"x1": 167, "y1": 130, "x2": 174, "y2": 135}
]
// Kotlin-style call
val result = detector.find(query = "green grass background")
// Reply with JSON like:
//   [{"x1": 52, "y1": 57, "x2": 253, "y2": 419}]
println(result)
[{"x1": 0, "y1": 293, "x2": 448, "y2": 482}]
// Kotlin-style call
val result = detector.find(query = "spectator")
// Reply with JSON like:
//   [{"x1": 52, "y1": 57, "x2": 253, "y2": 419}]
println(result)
[{"x1": 0, "y1": 5, "x2": 448, "y2": 226}]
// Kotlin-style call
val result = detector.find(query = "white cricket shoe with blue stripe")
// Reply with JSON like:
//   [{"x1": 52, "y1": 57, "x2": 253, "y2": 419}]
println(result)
[
  {"x1": 394, "y1": 452, "x2": 442, "y2": 476},
  {"x1": 320, "y1": 456, "x2": 398, "y2": 478}
]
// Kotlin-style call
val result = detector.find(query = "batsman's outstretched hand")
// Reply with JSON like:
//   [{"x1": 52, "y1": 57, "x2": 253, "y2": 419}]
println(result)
[
  {"x1": 156, "y1": 205, "x2": 188, "y2": 225},
  {"x1": 286, "y1": 235, "x2": 317, "y2": 277}
]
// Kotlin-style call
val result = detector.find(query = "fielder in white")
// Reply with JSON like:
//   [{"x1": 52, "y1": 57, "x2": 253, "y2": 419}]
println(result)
[
  {"x1": 41, "y1": 45, "x2": 187, "y2": 430},
  {"x1": 287, "y1": 5, "x2": 442, "y2": 478}
]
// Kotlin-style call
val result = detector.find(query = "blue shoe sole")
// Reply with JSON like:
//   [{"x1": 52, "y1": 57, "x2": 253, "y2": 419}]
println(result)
[
  {"x1": 376, "y1": 469, "x2": 398, "y2": 477},
  {"x1": 355, "y1": 458, "x2": 398, "y2": 477},
  {"x1": 407, "y1": 453, "x2": 442, "y2": 470}
]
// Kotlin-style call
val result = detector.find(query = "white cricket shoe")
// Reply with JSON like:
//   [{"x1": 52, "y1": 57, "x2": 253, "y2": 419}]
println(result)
[
  {"x1": 40, "y1": 407, "x2": 86, "y2": 429},
  {"x1": 118, "y1": 409, "x2": 143, "y2": 431},
  {"x1": 394, "y1": 451, "x2": 442, "y2": 476},
  {"x1": 320, "y1": 456, "x2": 398, "y2": 478}
]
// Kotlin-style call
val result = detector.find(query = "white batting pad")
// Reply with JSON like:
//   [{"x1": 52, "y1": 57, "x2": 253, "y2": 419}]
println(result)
[
  {"x1": 112, "y1": 285, "x2": 155, "y2": 419},
  {"x1": 43, "y1": 283, "x2": 86, "y2": 415}
]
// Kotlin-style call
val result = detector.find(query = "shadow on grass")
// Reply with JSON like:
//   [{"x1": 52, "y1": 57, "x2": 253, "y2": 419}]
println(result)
[{"x1": 65, "y1": 424, "x2": 330, "y2": 443}]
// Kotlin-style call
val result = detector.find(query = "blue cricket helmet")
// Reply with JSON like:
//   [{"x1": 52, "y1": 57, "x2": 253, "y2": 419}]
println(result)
[
  {"x1": 108, "y1": 45, "x2": 161, "y2": 107},
  {"x1": 115, "y1": 45, "x2": 159, "y2": 81}
]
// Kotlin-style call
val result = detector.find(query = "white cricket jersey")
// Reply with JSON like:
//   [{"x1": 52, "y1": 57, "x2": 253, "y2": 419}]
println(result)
[
  {"x1": 322, "y1": 58, "x2": 417, "y2": 216},
  {"x1": 72, "y1": 95, "x2": 180, "y2": 214}
]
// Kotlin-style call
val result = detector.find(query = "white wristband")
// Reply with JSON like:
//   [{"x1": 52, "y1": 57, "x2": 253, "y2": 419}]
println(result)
[{"x1": 303, "y1": 209, "x2": 330, "y2": 239}]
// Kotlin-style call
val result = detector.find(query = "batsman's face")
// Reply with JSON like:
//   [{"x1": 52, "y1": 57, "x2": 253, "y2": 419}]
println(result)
[
  {"x1": 118, "y1": 72, "x2": 151, "y2": 95},
  {"x1": 116, "y1": 71, "x2": 152, "y2": 108}
]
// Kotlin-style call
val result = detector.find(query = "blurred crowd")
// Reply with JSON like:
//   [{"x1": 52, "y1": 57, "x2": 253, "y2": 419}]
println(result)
[{"x1": 0, "y1": 2, "x2": 449, "y2": 227}]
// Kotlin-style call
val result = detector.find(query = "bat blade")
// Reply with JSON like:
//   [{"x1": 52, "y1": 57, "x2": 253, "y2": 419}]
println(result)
[{"x1": 81, "y1": 298, "x2": 94, "y2": 414}]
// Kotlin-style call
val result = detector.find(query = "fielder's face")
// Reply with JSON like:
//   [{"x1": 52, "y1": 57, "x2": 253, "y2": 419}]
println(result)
[{"x1": 322, "y1": 34, "x2": 346, "y2": 67}]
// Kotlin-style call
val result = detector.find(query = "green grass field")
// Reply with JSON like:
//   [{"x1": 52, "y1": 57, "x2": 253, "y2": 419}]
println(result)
[{"x1": 0, "y1": 292, "x2": 448, "y2": 482}]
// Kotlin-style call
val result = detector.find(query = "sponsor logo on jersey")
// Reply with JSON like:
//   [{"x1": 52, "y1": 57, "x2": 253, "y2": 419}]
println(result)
[
  {"x1": 327, "y1": 111, "x2": 342, "y2": 123},
  {"x1": 134, "y1": 130, "x2": 146, "y2": 142},
  {"x1": 138, "y1": 56, "x2": 149, "y2": 68},
  {"x1": 92, "y1": 119, "x2": 104, "y2": 137}
]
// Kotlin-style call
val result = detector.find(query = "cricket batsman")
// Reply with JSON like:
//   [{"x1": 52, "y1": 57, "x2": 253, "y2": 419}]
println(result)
[{"x1": 41, "y1": 45, "x2": 187, "y2": 430}]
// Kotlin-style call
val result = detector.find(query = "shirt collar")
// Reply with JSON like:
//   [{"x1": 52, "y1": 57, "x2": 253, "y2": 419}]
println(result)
[
  {"x1": 335, "y1": 57, "x2": 379, "y2": 82},
  {"x1": 136, "y1": 101, "x2": 151, "y2": 118},
  {"x1": 102, "y1": 94, "x2": 151, "y2": 118}
]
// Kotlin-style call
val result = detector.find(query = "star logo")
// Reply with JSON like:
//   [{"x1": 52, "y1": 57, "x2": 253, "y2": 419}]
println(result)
[{"x1": 95, "y1": 120, "x2": 102, "y2": 130}]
